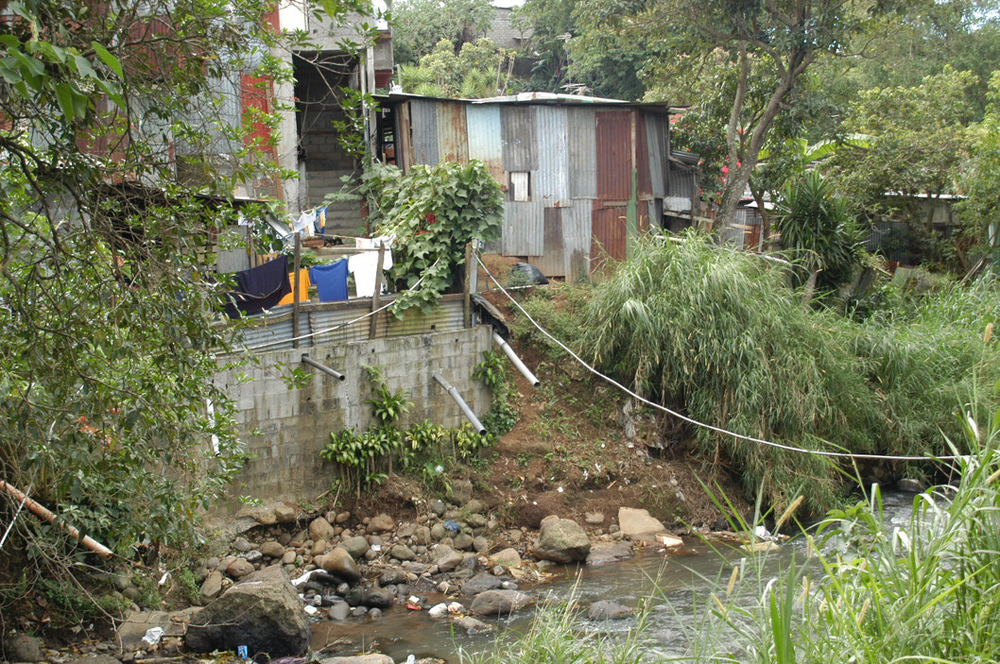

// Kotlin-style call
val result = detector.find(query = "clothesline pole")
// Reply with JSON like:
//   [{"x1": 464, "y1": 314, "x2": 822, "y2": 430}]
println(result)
[
  {"x1": 292, "y1": 233, "x2": 301, "y2": 349},
  {"x1": 369, "y1": 241, "x2": 385, "y2": 340}
]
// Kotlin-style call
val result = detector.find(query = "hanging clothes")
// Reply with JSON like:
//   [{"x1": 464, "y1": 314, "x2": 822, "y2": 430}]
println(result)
[
  {"x1": 224, "y1": 255, "x2": 292, "y2": 317},
  {"x1": 309, "y1": 259, "x2": 349, "y2": 302},
  {"x1": 277, "y1": 269, "x2": 311, "y2": 306},
  {"x1": 348, "y1": 237, "x2": 394, "y2": 298}
]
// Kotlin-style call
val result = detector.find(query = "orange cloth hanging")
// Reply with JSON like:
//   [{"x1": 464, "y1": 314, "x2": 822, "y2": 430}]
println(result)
[{"x1": 278, "y1": 269, "x2": 310, "y2": 305}]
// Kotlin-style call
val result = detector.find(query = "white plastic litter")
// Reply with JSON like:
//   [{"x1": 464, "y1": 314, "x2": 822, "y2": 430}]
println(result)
[
  {"x1": 141, "y1": 627, "x2": 164, "y2": 645},
  {"x1": 304, "y1": 604, "x2": 319, "y2": 615},
  {"x1": 291, "y1": 570, "x2": 318, "y2": 587},
  {"x1": 448, "y1": 601, "x2": 464, "y2": 614},
  {"x1": 428, "y1": 603, "x2": 449, "y2": 618}
]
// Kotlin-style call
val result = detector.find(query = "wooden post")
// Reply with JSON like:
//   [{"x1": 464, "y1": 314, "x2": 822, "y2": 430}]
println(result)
[
  {"x1": 292, "y1": 233, "x2": 301, "y2": 349},
  {"x1": 463, "y1": 242, "x2": 473, "y2": 329},
  {"x1": 368, "y1": 242, "x2": 385, "y2": 340}
]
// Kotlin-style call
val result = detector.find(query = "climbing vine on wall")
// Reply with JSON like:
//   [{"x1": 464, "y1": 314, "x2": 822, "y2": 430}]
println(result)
[{"x1": 370, "y1": 160, "x2": 503, "y2": 314}]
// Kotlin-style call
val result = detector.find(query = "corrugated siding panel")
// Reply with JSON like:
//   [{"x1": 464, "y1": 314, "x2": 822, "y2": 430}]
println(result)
[
  {"x1": 501, "y1": 106, "x2": 537, "y2": 172},
  {"x1": 591, "y1": 203, "x2": 627, "y2": 271},
  {"x1": 596, "y1": 111, "x2": 632, "y2": 201},
  {"x1": 409, "y1": 100, "x2": 439, "y2": 165},
  {"x1": 636, "y1": 112, "x2": 652, "y2": 198},
  {"x1": 502, "y1": 200, "x2": 544, "y2": 256},
  {"x1": 535, "y1": 106, "x2": 570, "y2": 208},
  {"x1": 240, "y1": 315, "x2": 295, "y2": 351},
  {"x1": 564, "y1": 201, "x2": 593, "y2": 281},
  {"x1": 666, "y1": 163, "x2": 696, "y2": 212},
  {"x1": 645, "y1": 114, "x2": 667, "y2": 198},
  {"x1": 568, "y1": 107, "x2": 597, "y2": 199},
  {"x1": 527, "y1": 207, "x2": 566, "y2": 277},
  {"x1": 216, "y1": 226, "x2": 251, "y2": 273},
  {"x1": 466, "y1": 105, "x2": 504, "y2": 182},
  {"x1": 436, "y1": 101, "x2": 468, "y2": 163}
]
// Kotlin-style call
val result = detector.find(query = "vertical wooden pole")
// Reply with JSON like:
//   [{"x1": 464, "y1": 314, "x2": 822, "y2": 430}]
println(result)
[
  {"x1": 463, "y1": 242, "x2": 473, "y2": 329},
  {"x1": 292, "y1": 233, "x2": 301, "y2": 349},
  {"x1": 368, "y1": 242, "x2": 385, "y2": 340}
]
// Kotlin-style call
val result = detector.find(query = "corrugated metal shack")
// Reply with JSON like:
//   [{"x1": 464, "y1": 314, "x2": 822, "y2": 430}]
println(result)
[{"x1": 380, "y1": 92, "x2": 690, "y2": 281}]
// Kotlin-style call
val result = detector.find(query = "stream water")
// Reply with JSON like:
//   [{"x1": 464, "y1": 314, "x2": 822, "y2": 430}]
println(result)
[{"x1": 310, "y1": 492, "x2": 917, "y2": 663}]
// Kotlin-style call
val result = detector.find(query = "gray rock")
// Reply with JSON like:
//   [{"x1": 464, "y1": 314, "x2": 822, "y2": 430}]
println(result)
[
  {"x1": 274, "y1": 505, "x2": 297, "y2": 523},
  {"x1": 472, "y1": 536, "x2": 489, "y2": 553},
  {"x1": 317, "y1": 655, "x2": 393, "y2": 664},
  {"x1": 361, "y1": 587, "x2": 393, "y2": 609},
  {"x1": 65, "y1": 656, "x2": 121, "y2": 664},
  {"x1": 413, "y1": 525, "x2": 432, "y2": 546},
  {"x1": 454, "y1": 616, "x2": 492, "y2": 634},
  {"x1": 367, "y1": 607, "x2": 382, "y2": 620},
  {"x1": 4, "y1": 634, "x2": 42, "y2": 662},
  {"x1": 586, "y1": 542, "x2": 634, "y2": 565},
  {"x1": 232, "y1": 536, "x2": 253, "y2": 552},
  {"x1": 465, "y1": 499, "x2": 485, "y2": 514},
  {"x1": 378, "y1": 569, "x2": 409, "y2": 586},
  {"x1": 588, "y1": 600, "x2": 634, "y2": 620},
  {"x1": 397, "y1": 522, "x2": 417, "y2": 538},
  {"x1": 585, "y1": 512, "x2": 605, "y2": 525},
  {"x1": 507, "y1": 529, "x2": 523, "y2": 543},
  {"x1": 309, "y1": 517, "x2": 337, "y2": 542},
  {"x1": 489, "y1": 548, "x2": 521, "y2": 568},
  {"x1": 617, "y1": 507, "x2": 666, "y2": 541},
  {"x1": 367, "y1": 513, "x2": 395, "y2": 533},
  {"x1": 462, "y1": 572, "x2": 503, "y2": 596},
  {"x1": 227, "y1": 558, "x2": 254, "y2": 579},
  {"x1": 260, "y1": 541, "x2": 286, "y2": 558},
  {"x1": 350, "y1": 606, "x2": 368, "y2": 617},
  {"x1": 534, "y1": 518, "x2": 591, "y2": 563},
  {"x1": 430, "y1": 523, "x2": 447, "y2": 541},
  {"x1": 327, "y1": 602, "x2": 350, "y2": 620},
  {"x1": 401, "y1": 561, "x2": 428, "y2": 574},
  {"x1": 245, "y1": 549, "x2": 263, "y2": 563},
  {"x1": 897, "y1": 478, "x2": 927, "y2": 492},
  {"x1": 335, "y1": 511, "x2": 352, "y2": 524},
  {"x1": 340, "y1": 535, "x2": 370, "y2": 559},
  {"x1": 428, "y1": 499, "x2": 446, "y2": 515},
  {"x1": 200, "y1": 571, "x2": 224, "y2": 602},
  {"x1": 185, "y1": 566, "x2": 310, "y2": 658},
  {"x1": 451, "y1": 479, "x2": 474, "y2": 504},
  {"x1": 453, "y1": 534, "x2": 475, "y2": 551},
  {"x1": 281, "y1": 550, "x2": 297, "y2": 565},
  {"x1": 319, "y1": 547, "x2": 361, "y2": 583},
  {"x1": 466, "y1": 513, "x2": 488, "y2": 528},
  {"x1": 390, "y1": 544, "x2": 416, "y2": 561},
  {"x1": 470, "y1": 589, "x2": 532, "y2": 616},
  {"x1": 431, "y1": 545, "x2": 464, "y2": 572}
]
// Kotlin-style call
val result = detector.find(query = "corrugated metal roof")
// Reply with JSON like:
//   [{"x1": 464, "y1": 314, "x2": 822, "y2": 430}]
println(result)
[
  {"x1": 436, "y1": 101, "x2": 468, "y2": 163},
  {"x1": 568, "y1": 107, "x2": 597, "y2": 199},
  {"x1": 501, "y1": 106, "x2": 538, "y2": 172},
  {"x1": 502, "y1": 200, "x2": 544, "y2": 256},
  {"x1": 596, "y1": 110, "x2": 632, "y2": 201},
  {"x1": 409, "y1": 100, "x2": 439, "y2": 165},
  {"x1": 466, "y1": 104, "x2": 504, "y2": 182},
  {"x1": 534, "y1": 106, "x2": 570, "y2": 208}
]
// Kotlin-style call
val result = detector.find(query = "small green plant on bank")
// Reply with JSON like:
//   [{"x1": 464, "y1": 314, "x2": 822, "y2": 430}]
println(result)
[{"x1": 321, "y1": 366, "x2": 495, "y2": 496}]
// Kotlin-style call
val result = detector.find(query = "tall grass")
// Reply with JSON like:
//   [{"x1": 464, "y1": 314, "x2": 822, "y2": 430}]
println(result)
[{"x1": 576, "y1": 233, "x2": 1000, "y2": 513}]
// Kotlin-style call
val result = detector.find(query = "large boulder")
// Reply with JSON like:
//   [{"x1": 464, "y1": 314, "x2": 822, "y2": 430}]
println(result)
[
  {"x1": 340, "y1": 535, "x2": 370, "y2": 560},
  {"x1": 185, "y1": 566, "x2": 310, "y2": 658},
  {"x1": 588, "y1": 600, "x2": 634, "y2": 621},
  {"x1": 462, "y1": 572, "x2": 503, "y2": 596},
  {"x1": 470, "y1": 589, "x2": 532, "y2": 616},
  {"x1": 586, "y1": 541, "x2": 633, "y2": 565},
  {"x1": 319, "y1": 547, "x2": 361, "y2": 583},
  {"x1": 431, "y1": 544, "x2": 464, "y2": 572},
  {"x1": 367, "y1": 513, "x2": 395, "y2": 533},
  {"x1": 617, "y1": 507, "x2": 666, "y2": 542},
  {"x1": 533, "y1": 517, "x2": 590, "y2": 563}
]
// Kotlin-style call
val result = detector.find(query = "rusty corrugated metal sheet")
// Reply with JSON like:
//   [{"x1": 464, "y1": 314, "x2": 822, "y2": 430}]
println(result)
[
  {"x1": 466, "y1": 105, "x2": 504, "y2": 182},
  {"x1": 501, "y1": 105, "x2": 538, "y2": 172},
  {"x1": 535, "y1": 106, "x2": 570, "y2": 208},
  {"x1": 591, "y1": 203, "x2": 627, "y2": 272},
  {"x1": 568, "y1": 107, "x2": 597, "y2": 199},
  {"x1": 645, "y1": 114, "x2": 668, "y2": 198},
  {"x1": 409, "y1": 99, "x2": 439, "y2": 165},
  {"x1": 564, "y1": 201, "x2": 593, "y2": 281},
  {"x1": 502, "y1": 200, "x2": 544, "y2": 256},
  {"x1": 436, "y1": 101, "x2": 468, "y2": 163},
  {"x1": 596, "y1": 110, "x2": 632, "y2": 201},
  {"x1": 527, "y1": 207, "x2": 567, "y2": 277}
]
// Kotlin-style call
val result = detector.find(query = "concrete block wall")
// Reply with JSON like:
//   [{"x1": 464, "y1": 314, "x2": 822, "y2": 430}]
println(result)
[{"x1": 217, "y1": 325, "x2": 493, "y2": 502}]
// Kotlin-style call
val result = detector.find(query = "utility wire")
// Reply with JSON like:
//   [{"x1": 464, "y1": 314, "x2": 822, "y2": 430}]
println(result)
[{"x1": 477, "y1": 255, "x2": 966, "y2": 463}]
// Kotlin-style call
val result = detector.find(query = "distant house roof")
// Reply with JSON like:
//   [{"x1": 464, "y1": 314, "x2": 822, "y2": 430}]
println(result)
[{"x1": 376, "y1": 90, "x2": 685, "y2": 113}]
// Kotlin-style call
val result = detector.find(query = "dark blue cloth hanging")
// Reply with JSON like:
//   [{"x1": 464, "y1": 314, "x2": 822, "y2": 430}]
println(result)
[{"x1": 224, "y1": 255, "x2": 292, "y2": 317}]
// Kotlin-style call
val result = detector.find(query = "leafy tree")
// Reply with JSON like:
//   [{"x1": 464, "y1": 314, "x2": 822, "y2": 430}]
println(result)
[
  {"x1": 398, "y1": 37, "x2": 517, "y2": 98},
  {"x1": 823, "y1": 67, "x2": 977, "y2": 270},
  {"x1": 390, "y1": 0, "x2": 494, "y2": 65},
  {"x1": 0, "y1": 0, "x2": 357, "y2": 612},
  {"x1": 958, "y1": 72, "x2": 1000, "y2": 267}
]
